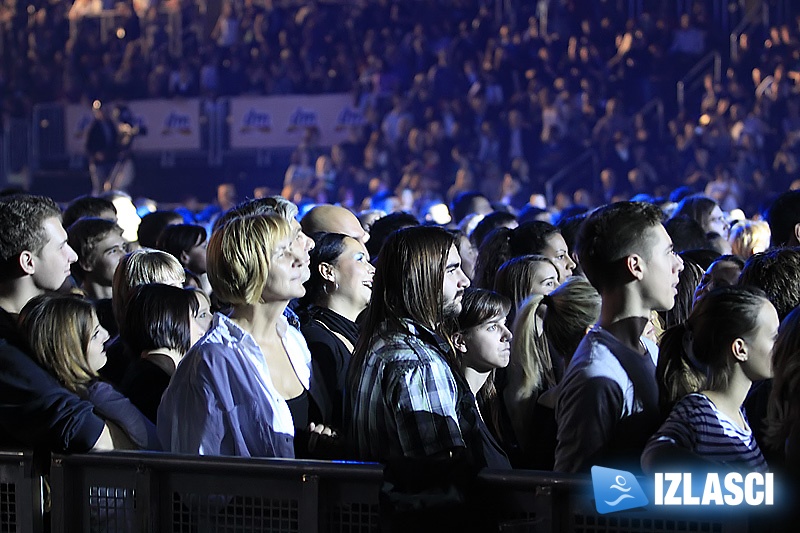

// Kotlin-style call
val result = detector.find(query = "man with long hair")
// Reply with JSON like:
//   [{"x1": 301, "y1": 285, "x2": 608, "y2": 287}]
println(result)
[{"x1": 347, "y1": 225, "x2": 507, "y2": 531}]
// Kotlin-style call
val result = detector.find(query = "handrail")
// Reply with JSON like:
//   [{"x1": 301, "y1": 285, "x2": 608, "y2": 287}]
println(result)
[
  {"x1": 544, "y1": 148, "x2": 597, "y2": 206},
  {"x1": 676, "y1": 50, "x2": 721, "y2": 113},
  {"x1": 730, "y1": 3, "x2": 768, "y2": 63}
]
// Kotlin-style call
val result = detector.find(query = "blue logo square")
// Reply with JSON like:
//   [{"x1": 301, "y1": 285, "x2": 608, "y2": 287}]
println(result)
[{"x1": 591, "y1": 466, "x2": 649, "y2": 514}]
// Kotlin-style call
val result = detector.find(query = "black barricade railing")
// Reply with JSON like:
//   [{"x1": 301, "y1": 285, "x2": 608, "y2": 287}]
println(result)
[
  {"x1": 0, "y1": 449, "x2": 46, "y2": 533},
  {"x1": 44, "y1": 451, "x2": 751, "y2": 533}
]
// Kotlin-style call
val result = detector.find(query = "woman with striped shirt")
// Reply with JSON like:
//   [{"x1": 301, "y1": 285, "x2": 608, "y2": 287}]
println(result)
[{"x1": 642, "y1": 286, "x2": 779, "y2": 473}]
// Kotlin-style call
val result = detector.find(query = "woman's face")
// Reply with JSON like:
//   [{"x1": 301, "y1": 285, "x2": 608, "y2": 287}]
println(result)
[
  {"x1": 540, "y1": 232, "x2": 575, "y2": 281},
  {"x1": 706, "y1": 205, "x2": 729, "y2": 238},
  {"x1": 461, "y1": 313, "x2": 512, "y2": 372},
  {"x1": 741, "y1": 301, "x2": 779, "y2": 382},
  {"x1": 186, "y1": 238, "x2": 208, "y2": 275},
  {"x1": 330, "y1": 237, "x2": 374, "y2": 311},
  {"x1": 529, "y1": 260, "x2": 560, "y2": 297},
  {"x1": 190, "y1": 292, "x2": 212, "y2": 346},
  {"x1": 261, "y1": 232, "x2": 311, "y2": 302},
  {"x1": 86, "y1": 313, "x2": 110, "y2": 373}
]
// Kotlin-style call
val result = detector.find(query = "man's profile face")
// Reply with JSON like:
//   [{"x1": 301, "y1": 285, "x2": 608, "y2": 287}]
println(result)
[
  {"x1": 442, "y1": 244, "x2": 470, "y2": 319},
  {"x1": 639, "y1": 224, "x2": 684, "y2": 312},
  {"x1": 32, "y1": 217, "x2": 78, "y2": 291}
]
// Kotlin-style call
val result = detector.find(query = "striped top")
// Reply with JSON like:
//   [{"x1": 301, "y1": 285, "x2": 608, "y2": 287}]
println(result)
[{"x1": 646, "y1": 393, "x2": 767, "y2": 472}]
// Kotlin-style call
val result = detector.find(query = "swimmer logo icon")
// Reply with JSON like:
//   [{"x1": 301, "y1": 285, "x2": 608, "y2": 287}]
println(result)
[{"x1": 591, "y1": 466, "x2": 649, "y2": 514}]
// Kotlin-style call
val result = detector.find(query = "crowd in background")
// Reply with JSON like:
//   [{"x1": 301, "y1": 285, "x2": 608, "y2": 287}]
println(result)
[{"x1": 2, "y1": 1, "x2": 800, "y2": 218}]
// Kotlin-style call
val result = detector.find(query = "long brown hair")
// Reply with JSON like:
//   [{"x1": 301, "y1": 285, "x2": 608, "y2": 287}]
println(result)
[
  {"x1": 348, "y1": 226, "x2": 456, "y2": 388},
  {"x1": 19, "y1": 294, "x2": 98, "y2": 395}
]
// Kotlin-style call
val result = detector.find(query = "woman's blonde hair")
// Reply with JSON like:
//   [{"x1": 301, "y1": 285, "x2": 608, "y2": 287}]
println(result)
[
  {"x1": 19, "y1": 294, "x2": 98, "y2": 394},
  {"x1": 730, "y1": 219, "x2": 770, "y2": 260},
  {"x1": 207, "y1": 214, "x2": 292, "y2": 304},
  {"x1": 505, "y1": 276, "x2": 600, "y2": 453},
  {"x1": 112, "y1": 248, "x2": 186, "y2": 326}
]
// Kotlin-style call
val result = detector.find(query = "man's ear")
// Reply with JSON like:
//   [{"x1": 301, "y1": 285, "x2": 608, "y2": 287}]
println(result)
[
  {"x1": 626, "y1": 254, "x2": 644, "y2": 281},
  {"x1": 731, "y1": 337, "x2": 748, "y2": 362},
  {"x1": 793, "y1": 222, "x2": 800, "y2": 246},
  {"x1": 79, "y1": 256, "x2": 93, "y2": 273},
  {"x1": 452, "y1": 332, "x2": 467, "y2": 353},
  {"x1": 18, "y1": 251, "x2": 35, "y2": 275}
]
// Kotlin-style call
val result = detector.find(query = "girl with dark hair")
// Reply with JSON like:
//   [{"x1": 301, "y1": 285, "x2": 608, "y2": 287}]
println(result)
[
  {"x1": 671, "y1": 194, "x2": 729, "y2": 238},
  {"x1": 119, "y1": 284, "x2": 211, "y2": 422},
  {"x1": 299, "y1": 232, "x2": 374, "y2": 427},
  {"x1": 156, "y1": 223, "x2": 210, "y2": 294},
  {"x1": 19, "y1": 294, "x2": 159, "y2": 450},
  {"x1": 452, "y1": 288, "x2": 512, "y2": 445},
  {"x1": 474, "y1": 221, "x2": 575, "y2": 290},
  {"x1": 644, "y1": 286, "x2": 778, "y2": 473}
]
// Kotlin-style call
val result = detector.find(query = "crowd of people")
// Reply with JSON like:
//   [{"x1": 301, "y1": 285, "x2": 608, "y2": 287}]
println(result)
[
  {"x1": 3, "y1": 0, "x2": 800, "y2": 216},
  {"x1": 1, "y1": 185, "x2": 800, "y2": 528},
  {"x1": 2, "y1": 0, "x2": 800, "y2": 530}
]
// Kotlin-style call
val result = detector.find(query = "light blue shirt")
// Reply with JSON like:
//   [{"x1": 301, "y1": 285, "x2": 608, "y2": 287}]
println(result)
[{"x1": 157, "y1": 313, "x2": 311, "y2": 458}]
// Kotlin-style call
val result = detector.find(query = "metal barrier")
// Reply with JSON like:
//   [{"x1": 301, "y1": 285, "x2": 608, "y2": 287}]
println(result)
[
  {"x1": 0, "y1": 450, "x2": 46, "y2": 533},
  {"x1": 47, "y1": 452, "x2": 751, "y2": 533}
]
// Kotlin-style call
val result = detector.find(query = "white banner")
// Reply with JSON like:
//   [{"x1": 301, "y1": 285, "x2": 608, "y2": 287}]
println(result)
[
  {"x1": 65, "y1": 99, "x2": 202, "y2": 154},
  {"x1": 228, "y1": 94, "x2": 363, "y2": 149}
]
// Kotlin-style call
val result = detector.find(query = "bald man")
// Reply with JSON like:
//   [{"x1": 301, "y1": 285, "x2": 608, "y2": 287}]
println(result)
[{"x1": 300, "y1": 204, "x2": 368, "y2": 244}]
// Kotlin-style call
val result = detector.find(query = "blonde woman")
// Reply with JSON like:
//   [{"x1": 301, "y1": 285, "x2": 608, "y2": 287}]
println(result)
[
  {"x1": 19, "y1": 294, "x2": 159, "y2": 450},
  {"x1": 504, "y1": 277, "x2": 601, "y2": 468},
  {"x1": 158, "y1": 213, "x2": 333, "y2": 458}
]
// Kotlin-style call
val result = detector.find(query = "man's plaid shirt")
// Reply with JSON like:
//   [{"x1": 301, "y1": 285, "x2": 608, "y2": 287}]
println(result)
[{"x1": 349, "y1": 319, "x2": 465, "y2": 462}]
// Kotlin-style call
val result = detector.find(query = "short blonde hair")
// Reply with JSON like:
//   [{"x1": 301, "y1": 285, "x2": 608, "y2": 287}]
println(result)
[
  {"x1": 730, "y1": 219, "x2": 770, "y2": 259},
  {"x1": 112, "y1": 248, "x2": 185, "y2": 326},
  {"x1": 207, "y1": 214, "x2": 292, "y2": 305}
]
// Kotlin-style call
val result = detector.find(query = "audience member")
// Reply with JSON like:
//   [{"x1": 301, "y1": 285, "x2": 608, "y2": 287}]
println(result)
[
  {"x1": 729, "y1": 219, "x2": 771, "y2": 260},
  {"x1": 62, "y1": 195, "x2": 117, "y2": 229},
  {"x1": 119, "y1": 284, "x2": 211, "y2": 423},
  {"x1": 299, "y1": 232, "x2": 374, "y2": 428},
  {"x1": 347, "y1": 225, "x2": 508, "y2": 530},
  {"x1": 507, "y1": 277, "x2": 602, "y2": 469},
  {"x1": 19, "y1": 294, "x2": 159, "y2": 450},
  {"x1": 300, "y1": 205, "x2": 368, "y2": 245},
  {"x1": 0, "y1": 195, "x2": 110, "y2": 452},
  {"x1": 67, "y1": 217, "x2": 127, "y2": 334},
  {"x1": 644, "y1": 286, "x2": 777, "y2": 473},
  {"x1": 452, "y1": 288, "x2": 513, "y2": 451},
  {"x1": 159, "y1": 213, "x2": 332, "y2": 458},
  {"x1": 555, "y1": 201, "x2": 683, "y2": 473},
  {"x1": 101, "y1": 249, "x2": 185, "y2": 386}
]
